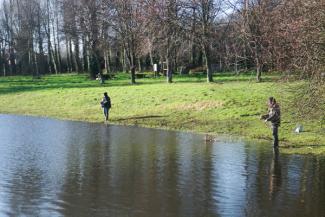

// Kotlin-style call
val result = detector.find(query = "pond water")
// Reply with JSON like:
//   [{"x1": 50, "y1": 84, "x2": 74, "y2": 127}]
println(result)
[{"x1": 0, "y1": 114, "x2": 324, "y2": 217}]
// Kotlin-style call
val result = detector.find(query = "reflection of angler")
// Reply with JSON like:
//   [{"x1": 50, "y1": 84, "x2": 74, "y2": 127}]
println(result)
[{"x1": 269, "y1": 148, "x2": 282, "y2": 199}]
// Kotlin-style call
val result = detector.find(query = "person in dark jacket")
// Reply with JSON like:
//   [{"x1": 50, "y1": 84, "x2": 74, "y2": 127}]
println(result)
[
  {"x1": 100, "y1": 92, "x2": 111, "y2": 122},
  {"x1": 261, "y1": 97, "x2": 281, "y2": 147}
]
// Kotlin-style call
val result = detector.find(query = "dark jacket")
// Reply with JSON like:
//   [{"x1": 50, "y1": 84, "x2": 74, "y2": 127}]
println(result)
[
  {"x1": 265, "y1": 103, "x2": 281, "y2": 127},
  {"x1": 101, "y1": 96, "x2": 111, "y2": 109}
]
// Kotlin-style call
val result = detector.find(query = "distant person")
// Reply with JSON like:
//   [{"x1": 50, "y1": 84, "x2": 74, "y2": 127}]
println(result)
[
  {"x1": 97, "y1": 73, "x2": 104, "y2": 84},
  {"x1": 100, "y1": 92, "x2": 111, "y2": 122},
  {"x1": 261, "y1": 97, "x2": 281, "y2": 148}
]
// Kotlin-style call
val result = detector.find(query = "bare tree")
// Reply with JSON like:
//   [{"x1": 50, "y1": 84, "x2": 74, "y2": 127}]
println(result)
[{"x1": 110, "y1": 0, "x2": 144, "y2": 84}]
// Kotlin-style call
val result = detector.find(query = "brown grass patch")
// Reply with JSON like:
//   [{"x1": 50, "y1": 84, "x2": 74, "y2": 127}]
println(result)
[{"x1": 160, "y1": 101, "x2": 224, "y2": 111}]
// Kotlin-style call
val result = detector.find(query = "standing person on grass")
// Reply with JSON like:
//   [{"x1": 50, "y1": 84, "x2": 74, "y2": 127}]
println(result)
[
  {"x1": 100, "y1": 92, "x2": 111, "y2": 122},
  {"x1": 261, "y1": 97, "x2": 281, "y2": 148}
]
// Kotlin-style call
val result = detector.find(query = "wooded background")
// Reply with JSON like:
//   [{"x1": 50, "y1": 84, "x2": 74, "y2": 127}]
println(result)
[{"x1": 0, "y1": 0, "x2": 324, "y2": 83}]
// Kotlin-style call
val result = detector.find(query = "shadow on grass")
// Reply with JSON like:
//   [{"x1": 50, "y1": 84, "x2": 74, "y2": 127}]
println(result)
[
  {"x1": 172, "y1": 73, "x2": 279, "y2": 84},
  {"x1": 0, "y1": 73, "x2": 280, "y2": 95},
  {"x1": 0, "y1": 83, "x2": 101, "y2": 95},
  {"x1": 0, "y1": 77, "x2": 136, "y2": 95}
]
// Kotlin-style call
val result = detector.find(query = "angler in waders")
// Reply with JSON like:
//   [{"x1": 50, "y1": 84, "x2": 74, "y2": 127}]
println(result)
[{"x1": 261, "y1": 97, "x2": 281, "y2": 148}]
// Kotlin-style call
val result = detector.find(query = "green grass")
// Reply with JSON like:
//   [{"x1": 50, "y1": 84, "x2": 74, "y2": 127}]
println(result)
[{"x1": 0, "y1": 73, "x2": 324, "y2": 154}]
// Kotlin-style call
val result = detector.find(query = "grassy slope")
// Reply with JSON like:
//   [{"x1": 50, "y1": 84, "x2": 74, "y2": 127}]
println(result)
[{"x1": 0, "y1": 73, "x2": 324, "y2": 154}]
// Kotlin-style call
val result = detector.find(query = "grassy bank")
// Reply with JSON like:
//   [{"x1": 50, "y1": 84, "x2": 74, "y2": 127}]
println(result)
[{"x1": 0, "y1": 73, "x2": 324, "y2": 154}]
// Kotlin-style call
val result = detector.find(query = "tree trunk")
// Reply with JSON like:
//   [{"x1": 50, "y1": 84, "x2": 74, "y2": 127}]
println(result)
[
  {"x1": 191, "y1": 42, "x2": 197, "y2": 67},
  {"x1": 149, "y1": 49, "x2": 154, "y2": 69},
  {"x1": 47, "y1": 0, "x2": 53, "y2": 74},
  {"x1": 173, "y1": 47, "x2": 177, "y2": 73},
  {"x1": 28, "y1": 38, "x2": 33, "y2": 75},
  {"x1": 73, "y1": 37, "x2": 81, "y2": 73},
  {"x1": 204, "y1": 46, "x2": 213, "y2": 82},
  {"x1": 69, "y1": 39, "x2": 74, "y2": 72},
  {"x1": 66, "y1": 37, "x2": 72, "y2": 72},
  {"x1": 166, "y1": 46, "x2": 173, "y2": 83},
  {"x1": 243, "y1": 46, "x2": 248, "y2": 71},
  {"x1": 244, "y1": 0, "x2": 248, "y2": 11},
  {"x1": 56, "y1": 16, "x2": 62, "y2": 73},
  {"x1": 2, "y1": 48, "x2": 6, "y2": 77},
  {"x1": 50, "y1": 45, "x2": 58, "y2": 74},
  {"x1": 129, "y1": 51, "x2": 136, "y2": 84},
  {"x1": 89, "y1": 53, "x2": 100, "y2": 79},
  {"x1": 235, "y1": 54, "x2": 239, "y2": 75},
  {"x1": 38, "y1": 16, "x2": 44, "y2": 75},
  {"x1": 104, "y1": 46, "x2": 112, "y2": 75},
  {"x1": 166, "y1": 58, "x2": 173, "y2": 83},
  {"x1": 82, "y1": 35, "x2": 88, "y2": 72},
  {"x1": 34, "y1": 51, "x2": 39, "y2": 78},
  {"x1": 138, "y1": 58, "x2": 142, "y2": 73},
  {"x1": 255, "y1": 40, "x2": 262, "y2": 82},
  {"x1": 104, "y1": 50, "x2": 109, "y2": 74},
  {"x1": 9, "y1": 49, "x2": 16, "y2": 76},
  {"x1": 167, "y1": 60, "x2": 173, "y2": 83},
  {"x1": 256, "y1": 60, "x2": 262, "y2": 82},
  {"x1": 86, "y1": 44, "x2": 91, "y2": 73},
  {"x1": 131, "y1": 65, "x2": 136, "y2": 84},
  {"x1": 122, "y1": 48, "x2": 128, "y2": 73},
  {"x1": 47, "y1": 35, "x2": 53, "y2": 73}
]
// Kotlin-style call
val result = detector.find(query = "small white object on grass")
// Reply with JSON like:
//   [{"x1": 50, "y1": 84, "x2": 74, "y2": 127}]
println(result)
[{"x1": 295, "y1": 125, "x2": 303, "y2": 133}]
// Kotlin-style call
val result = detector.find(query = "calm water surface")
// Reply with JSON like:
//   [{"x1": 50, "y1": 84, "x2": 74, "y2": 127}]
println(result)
[{"x1": 0, "y1": 114, "x2": 324, "y2": 217}]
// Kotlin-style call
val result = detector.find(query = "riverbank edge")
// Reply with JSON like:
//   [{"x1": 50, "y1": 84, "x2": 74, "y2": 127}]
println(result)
[{"x1": 2, "y1": 112, "x2": 324, "y2": 155}]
